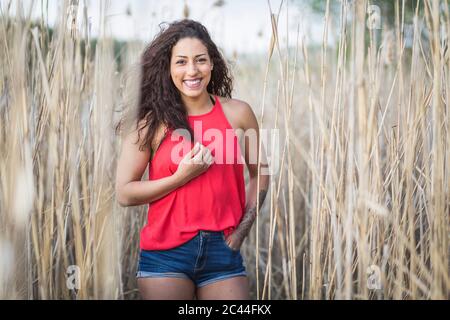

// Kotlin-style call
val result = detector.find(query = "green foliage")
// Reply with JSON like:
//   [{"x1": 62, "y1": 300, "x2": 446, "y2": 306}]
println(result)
[
  {"x1": 299, "y1": 0, "x2": 422, "y2": 27},
  {"x1": 26, "y1": 20, "x2": 129, "y2": 72}
]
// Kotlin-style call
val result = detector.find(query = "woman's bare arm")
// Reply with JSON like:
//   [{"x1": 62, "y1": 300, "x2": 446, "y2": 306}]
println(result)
[{"x1": 225, "y1": 101, "x2": 270, "y2": 249}]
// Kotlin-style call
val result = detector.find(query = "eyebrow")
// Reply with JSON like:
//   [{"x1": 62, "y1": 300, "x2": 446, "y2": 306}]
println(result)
[{"x1": 175, "y1": 54, "x2": 207, "y2": 58}]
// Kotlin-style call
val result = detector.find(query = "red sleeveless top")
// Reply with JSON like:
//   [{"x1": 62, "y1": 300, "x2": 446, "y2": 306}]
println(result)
[{"x1": 140, "y1": 96, "x2": 246, "y2": 250}]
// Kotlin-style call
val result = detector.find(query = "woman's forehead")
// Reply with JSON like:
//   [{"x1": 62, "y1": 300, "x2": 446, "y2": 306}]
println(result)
[{"x1": 172, "y1": 38, "x2": 208, "y2": 56}]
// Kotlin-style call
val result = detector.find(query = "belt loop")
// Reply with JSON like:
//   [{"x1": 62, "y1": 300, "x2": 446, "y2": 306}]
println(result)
[{"x1": 201, "y1": 230, "x2": 211, "y2": 237}]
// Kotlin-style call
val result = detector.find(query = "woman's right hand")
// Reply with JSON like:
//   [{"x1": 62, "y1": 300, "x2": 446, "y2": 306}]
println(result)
[{"x1": 174, "y1": 142, "x2": 214, "y2": 184}]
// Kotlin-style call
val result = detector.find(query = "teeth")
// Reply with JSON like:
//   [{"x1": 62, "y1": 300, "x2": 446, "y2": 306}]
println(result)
[{"x1": 184, "y1": 79, "x2": 201, "y2": 85}]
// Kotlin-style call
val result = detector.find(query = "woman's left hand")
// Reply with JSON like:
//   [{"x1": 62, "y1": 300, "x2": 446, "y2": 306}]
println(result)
[{"x1": 224, "y1": 232, "x2": 243, "y2": 251}]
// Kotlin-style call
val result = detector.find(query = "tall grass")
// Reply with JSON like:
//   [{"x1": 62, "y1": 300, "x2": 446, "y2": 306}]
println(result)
[
  {"x1": 249, "y1": 0, "x2": 448, "y2": 299},
  {"x1": 0, "y1": 0, "x2": 448, "y2": 299},
  {"x1": 1, "y1": 0, "x2": 130, "y2": 299}
]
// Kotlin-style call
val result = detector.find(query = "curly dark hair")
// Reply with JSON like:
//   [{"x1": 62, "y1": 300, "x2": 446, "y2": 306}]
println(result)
[{"x1": 116, "y1": 19, "x2": 233, "y2": 157}]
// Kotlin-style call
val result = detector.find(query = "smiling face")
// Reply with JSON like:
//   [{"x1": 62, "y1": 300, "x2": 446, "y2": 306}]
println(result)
[{"x1": 170, "y1": 37, "x2": 214, "y2": 99}]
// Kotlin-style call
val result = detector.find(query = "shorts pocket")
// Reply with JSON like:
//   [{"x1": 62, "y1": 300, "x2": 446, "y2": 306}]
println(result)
[{"x1": 221, "y1": 232, "x2": 240, "y2": 253}]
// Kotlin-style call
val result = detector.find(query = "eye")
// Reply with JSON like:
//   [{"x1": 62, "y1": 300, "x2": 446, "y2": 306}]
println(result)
[
  {"x1": 197, "y1": 58, "x2": 207, "y2": 63},
  {"x1": 176, "y1": 60, "x2": 186, "y2": 65}
]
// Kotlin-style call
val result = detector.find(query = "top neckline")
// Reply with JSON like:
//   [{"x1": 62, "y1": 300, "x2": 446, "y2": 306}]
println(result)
[{"x1": 187, "y1": 95, "x2": 217, "y2": 118}]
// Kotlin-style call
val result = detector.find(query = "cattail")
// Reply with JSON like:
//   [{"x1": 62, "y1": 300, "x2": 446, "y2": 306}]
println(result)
[
  {"x1": 213, "y1": 0, "x2": 225, "y2": 7},
  {"x1": 68, "y1": 0, "x2": 79, "y2": 39},
  {"x1": 382, "y1": 30, "x2": 395, "y2": 65},
  {"x1": 268, "y1": 13, "x2": 277, "y2": 61},
  {"x1": 183, "y1": 1, "x2": 190, "y2": 18}
]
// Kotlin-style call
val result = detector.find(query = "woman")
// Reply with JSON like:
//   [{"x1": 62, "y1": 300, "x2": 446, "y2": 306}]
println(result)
[{"x1": 115, "y1": 19, "x2": 269, "y2": 300}]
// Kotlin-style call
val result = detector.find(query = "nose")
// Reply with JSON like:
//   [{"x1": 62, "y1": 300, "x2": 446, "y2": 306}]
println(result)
[{"x1": 186, "y1": 61, "x2": 199, "y2": 75}]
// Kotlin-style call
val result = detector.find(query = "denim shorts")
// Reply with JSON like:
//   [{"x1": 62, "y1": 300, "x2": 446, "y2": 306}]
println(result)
[{"x1": 136, "y1": 230, "x2": 247, "y2": 288}]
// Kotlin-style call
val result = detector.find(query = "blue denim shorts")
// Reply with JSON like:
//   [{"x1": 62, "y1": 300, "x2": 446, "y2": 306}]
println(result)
[{"x1": 136, "y1": 230, "x2": 247, "y2": 288}]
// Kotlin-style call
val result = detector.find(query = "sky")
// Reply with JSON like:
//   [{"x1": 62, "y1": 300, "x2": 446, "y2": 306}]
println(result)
[{"x1": 0, "y1": 0, "x2": 324, "y2": 55}]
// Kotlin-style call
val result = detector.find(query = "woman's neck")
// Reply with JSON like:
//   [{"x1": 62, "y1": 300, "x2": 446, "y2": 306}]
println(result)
[{"x1": 181, "y1": 92, "x2": 213, "y2": 116}]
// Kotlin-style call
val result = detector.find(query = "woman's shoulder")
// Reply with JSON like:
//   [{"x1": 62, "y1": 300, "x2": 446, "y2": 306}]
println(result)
[
  {"x1": 135, "y1": 117, "x2": 167, "y2": 153},
  {"x1": 217, "y1": 96, "x2": 251, "y2": 111},
  {"x1": 216, "y1": 96, "x2": 257, "y2": 130}
]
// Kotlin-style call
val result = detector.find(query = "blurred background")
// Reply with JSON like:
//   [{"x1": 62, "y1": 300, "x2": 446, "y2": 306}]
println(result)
[{"x1": 0, "y1": 0, "x2": 448, "y2": 299}]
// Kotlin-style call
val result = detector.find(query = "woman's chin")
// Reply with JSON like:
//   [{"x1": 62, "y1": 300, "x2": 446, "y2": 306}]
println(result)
[{"x1": 180, "y1": 88, "x2": 206, "y2": 98}]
